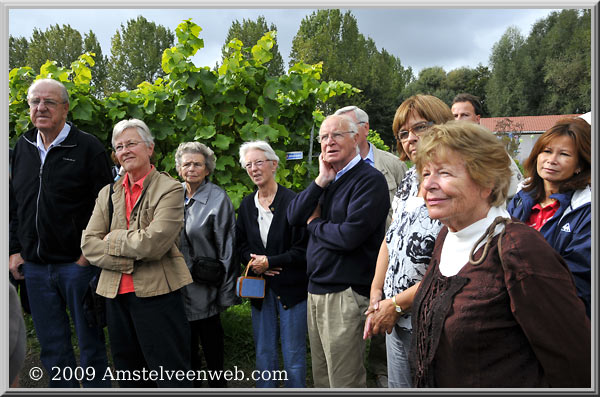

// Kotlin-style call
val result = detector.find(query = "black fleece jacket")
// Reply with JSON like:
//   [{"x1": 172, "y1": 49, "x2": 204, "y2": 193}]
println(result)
[{"x1": 10, "y1": 123, "x2": 113, "y2": 264}]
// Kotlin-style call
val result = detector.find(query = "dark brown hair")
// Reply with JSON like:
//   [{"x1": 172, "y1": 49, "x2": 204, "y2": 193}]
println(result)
[{"x1": 523, "y1": 117, "x2": 591, "y2": 202}]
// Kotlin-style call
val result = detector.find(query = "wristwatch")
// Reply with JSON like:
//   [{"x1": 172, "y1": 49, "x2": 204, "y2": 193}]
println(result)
[{"x1": 390, "y1": 296, "x2": 403, "y2": 313}]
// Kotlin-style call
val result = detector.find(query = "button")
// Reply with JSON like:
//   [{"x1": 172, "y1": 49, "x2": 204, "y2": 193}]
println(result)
[
  {"x1": 283, "y1": 305, "x2": 288, "y2": 309},
  {"x1": 277, "y1": 296, "x2": 281, "y2": 300}
]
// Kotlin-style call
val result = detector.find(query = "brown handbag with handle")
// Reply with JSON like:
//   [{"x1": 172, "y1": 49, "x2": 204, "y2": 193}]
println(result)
[{"x1": 235, "y1": 260, "x2": 266, "y2": 298}]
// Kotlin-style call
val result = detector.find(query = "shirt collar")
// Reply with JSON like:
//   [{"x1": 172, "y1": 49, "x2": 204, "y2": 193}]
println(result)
[
  {"x1": 122, "y1": 165, "x2": 154, "y2": 190},
  {"x1": 334, "y1": 153, "x2": 361, "y2": 181},
  {"x1": 363, "y1": 143, "x2": 375, "y2": 167},
  {"x1": 36, "y1": 122, "x2": 70, "y2": 152}
]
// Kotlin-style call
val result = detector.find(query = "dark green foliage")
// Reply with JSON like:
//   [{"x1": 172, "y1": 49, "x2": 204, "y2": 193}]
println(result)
[
  {"x1": 107, "y1": 16, "x2": 175, "y2": 91},
  {"x1": 290, "y1": 9, "x2": 412, "y2": 147},
  {"x1": 221, "y1": 16, "x2": 285, "y2": 77},
  {"x1": 9, "y1": 20, "x2": 358, "y2": 209},
  {"x1": 486, "y1": 9, "x2": 591, "y2": 116}
]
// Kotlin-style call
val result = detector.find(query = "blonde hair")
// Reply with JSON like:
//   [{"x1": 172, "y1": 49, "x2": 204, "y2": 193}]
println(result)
[{"x1": 415, "y1": 120, "x2": 511, "y2": 207}]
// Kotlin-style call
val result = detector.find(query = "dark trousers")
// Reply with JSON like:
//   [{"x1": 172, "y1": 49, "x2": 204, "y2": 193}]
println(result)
[
  {"x1": 189, "y1": 314, "x2": 226, "y2": 388},
  {"x1": 23, "y1": 262, "x2": 110, "y2": 388},
  {"x1": 106, "y1": 290, "x2": 192, "y2": 388}
]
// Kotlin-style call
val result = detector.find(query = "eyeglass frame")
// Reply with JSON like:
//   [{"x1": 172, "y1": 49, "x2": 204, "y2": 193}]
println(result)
[
  {"x1": 244, "y1": 159, "x2": 274, "y2": 170},
  {"x1": 28, "y1": 97, "x2": 68, "y2": 109},
  {"x1": 114, "y1": 141, "x2": 145, "y2": 153},
  {"x1": 396, "y1": 121, "x2": 434, "y2": 142},
  {"x1": 316, "y1": 131, "x2": 355, "y2": 144}
]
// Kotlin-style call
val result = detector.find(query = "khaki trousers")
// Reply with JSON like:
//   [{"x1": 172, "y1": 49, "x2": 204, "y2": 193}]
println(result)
[{"x1": 307, "y1": 288, "x2": 369, "y2": 388}]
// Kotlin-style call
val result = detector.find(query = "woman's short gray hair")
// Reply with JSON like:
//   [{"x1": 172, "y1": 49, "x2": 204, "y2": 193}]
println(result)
[
  {"x1": 238, "y1": 140, "x2": 279, "y2": 168},
  {"x1": 112, "y1": 119, "x2": 154, "y2": 148},
  {"x1": 175, "y1": 142, "x2": 216, "y2": 176}
]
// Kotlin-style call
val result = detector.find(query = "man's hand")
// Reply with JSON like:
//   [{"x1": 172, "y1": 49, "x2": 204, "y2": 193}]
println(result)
[
  {"x1": 315, "y1": 154, "x2": 336, "y2": 188},
  {"x1": 307, "y1": 204, "x2": 321, "y2": 225},
  {"x1": 9, "y1": 253, "x2": 25, "y2": 280},
  {"x1": 75, "y1": 254, "x2": 90, "y2": 267}
]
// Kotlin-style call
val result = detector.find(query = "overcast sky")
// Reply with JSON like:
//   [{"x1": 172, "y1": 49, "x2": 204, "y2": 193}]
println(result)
[{"x1": 8, "y1": 7, "x2": 564, "y2": 74}]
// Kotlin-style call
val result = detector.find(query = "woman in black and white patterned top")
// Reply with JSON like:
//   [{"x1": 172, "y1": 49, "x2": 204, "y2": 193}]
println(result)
[{"x1": 363, "y1": 95, "x2": 453, "y2": 388}]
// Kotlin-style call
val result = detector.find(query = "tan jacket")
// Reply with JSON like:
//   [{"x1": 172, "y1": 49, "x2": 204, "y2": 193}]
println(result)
[
  {"x1": 81, "y1": 168, "x2": 192, "y2": 298},
  {"x1": 373, "y1": 146, "x2": 408, "y2": 229}
]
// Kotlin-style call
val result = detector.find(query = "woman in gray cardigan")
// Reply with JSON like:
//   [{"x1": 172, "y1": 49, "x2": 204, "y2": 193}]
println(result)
[{"x1": 175, "y1": 142, "x2": 239, "y2": 388}]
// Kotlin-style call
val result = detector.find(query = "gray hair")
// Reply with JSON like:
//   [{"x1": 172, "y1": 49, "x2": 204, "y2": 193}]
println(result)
[
  {"x1": 334, "y1": 105, "x2": 369, "y2": 124},
  {"x1": 27, "y1": 78, "x2": 70, "y2": 105},
  {"x1": 175, "y1": 142, "x2": 216, "y2": 176},
  {"x1": 112, "y1": 119, "x2": 154, "y2": 148},
  {"x1": 238, "y1": 140, "x2": 279, "y2": 168},
  {"x1": 321, "y1": 114, "x2": 359, "y2": 135}
]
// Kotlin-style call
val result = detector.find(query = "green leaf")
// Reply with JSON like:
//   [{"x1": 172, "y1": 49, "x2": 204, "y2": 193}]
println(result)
[
  {"x1": 108, "y1": 107, "x2": 126, "y2": 120},
  {"x1": 215, "y1": 154, "x2": 236, "y2": 171},
  {"x1": 175, "y1": 104, "x2": 188, "y2": 120},
  {"x1": 194, "y1": 125, "x2": 217, "y2": 140},
  {"x1": 212, "y1": 133, "x2": 234, "y2": 150},
  {"x1": 214, "y1": 169, "x2": 232, "y2": 186},
  {"x1": 255, "y1": 124, "x2": 279, "y2": 141},
  {"x1": 71, "y1": 98, "x2": 94, "y2": 121}
]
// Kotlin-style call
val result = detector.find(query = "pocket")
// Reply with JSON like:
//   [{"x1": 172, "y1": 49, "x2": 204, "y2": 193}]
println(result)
[{"x1": 140, "y1": 208, "x2": 155, "y2": 226}]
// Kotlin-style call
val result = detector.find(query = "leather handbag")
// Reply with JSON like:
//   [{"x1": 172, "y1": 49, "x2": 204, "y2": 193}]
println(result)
[
  {"x1": 183, "y1": 209, "x2": 225, "y2": 286},
  {"x1": 236, "y1": 261, "x2": 265, "y2": 299}
]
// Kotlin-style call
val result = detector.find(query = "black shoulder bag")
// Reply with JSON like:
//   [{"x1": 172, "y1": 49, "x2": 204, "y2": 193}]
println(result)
[
  {"x1": 183, "y1": 201, "x2": 225, "y2": 286},
  {"x1": 82, "y1": 183, "x2": 112, "y2": 328}
]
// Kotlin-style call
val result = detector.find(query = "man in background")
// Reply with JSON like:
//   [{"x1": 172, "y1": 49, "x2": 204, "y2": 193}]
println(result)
[{"x1": 451, "y1": 93, "x2": 523, "y2": 201}]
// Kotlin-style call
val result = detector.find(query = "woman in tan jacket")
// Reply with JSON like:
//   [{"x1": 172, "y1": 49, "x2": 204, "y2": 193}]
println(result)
[{"x1": 81, "y1": 119, "x2": 193, "y2": 388}]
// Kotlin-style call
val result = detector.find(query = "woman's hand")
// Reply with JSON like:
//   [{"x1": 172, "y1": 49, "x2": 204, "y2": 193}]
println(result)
[
  {"x1": 249, "y1": 254, "x2": 269, "y2": 274},
  {"x1": 263, "y1": 267, "x2": 282, "y2": 277},
  {"x1": 370, "y1": 298, "x2": 400, "y2": 335}
]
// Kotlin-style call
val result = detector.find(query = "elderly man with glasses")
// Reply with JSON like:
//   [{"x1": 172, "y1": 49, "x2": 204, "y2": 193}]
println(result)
[
  {"x1": 334, "y1": 106, "x2": 407, "y2": 387},
  {"x1": 287, "y1": 114, "x2": 390, "y2": 388},
  {"x1": 9, "y1": 78, "x2": 113, "y2": 387}
]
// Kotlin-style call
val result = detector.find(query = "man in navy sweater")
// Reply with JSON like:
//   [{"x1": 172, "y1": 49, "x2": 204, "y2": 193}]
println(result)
[{"x1": 287, "y1": 114, "x2": 390, "y2": 387}]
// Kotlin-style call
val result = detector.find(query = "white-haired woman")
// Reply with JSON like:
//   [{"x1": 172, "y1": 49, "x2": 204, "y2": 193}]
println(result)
[
  {"x1": 236, "y1": 140, "x2": 308, "y2": 387},
  {"x1": 81, "y1": 119, "x2": 193, "y2": 387},
  {"x1": 175, "y1": 142, "x2": 239, "y2": 387}
]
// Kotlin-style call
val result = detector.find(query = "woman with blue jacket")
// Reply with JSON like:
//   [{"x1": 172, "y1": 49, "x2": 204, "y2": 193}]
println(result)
[{"x1": 508, "y1": 117, "x2": 591, "y2": 317}]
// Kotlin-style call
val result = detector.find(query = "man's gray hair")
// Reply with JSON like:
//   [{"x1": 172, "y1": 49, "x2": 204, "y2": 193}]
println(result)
[
  {"x1": 321, "y1": 114, "x2": 359, "y2": 135},
  {"x1": 27, "y1": 78, "x2": 70, "y2": 105},
  {"x1": 239, "y1": 140, "x2": 279, "y2": 168},
  {"x1": 112, "y1": 119, "x2": 154, "y2": 148},
  {"x1": 334, "y1": 105, "x2": 369, "y2": 124},
  {"x1": 175, "y1": 142, "x2": 217, "y2": 176}
]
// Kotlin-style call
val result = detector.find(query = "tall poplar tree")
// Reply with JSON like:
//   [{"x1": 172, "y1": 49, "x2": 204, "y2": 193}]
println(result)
[
  {"x1": 107, "y1": 16, "x2": 174, "y2": 91},
  {"x1": 221, "y1": 16, "x2": 285, "y2": 76},
  {"x1": 290, "y1": 9, "x2": 412, "y2": 146}
]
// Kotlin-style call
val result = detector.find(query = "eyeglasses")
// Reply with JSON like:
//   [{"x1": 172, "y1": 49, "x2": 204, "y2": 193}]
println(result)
[
  {"x1": 316, "y1": 131, "x2": 353, "y2": 143},
  {"x1": 244, "y1": 160, "x2": 270, "y2": 170},
  {"x1": 28, "y1": 98, "x2": 67, "y2": 109},
  {"x1": 181, "y1": 161, "x2": 205, "y2": 169},
  {"x1": 396, "y1": 121, "x2": 434, "y2": 142},
  {"x1": 114, "y1": 141, "x2": 144, "y2": 152}
]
